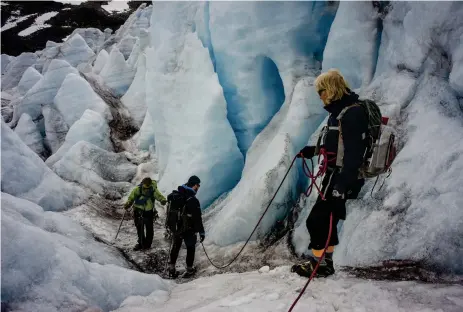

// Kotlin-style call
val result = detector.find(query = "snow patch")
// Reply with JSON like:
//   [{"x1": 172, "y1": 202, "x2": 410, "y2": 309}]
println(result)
[{"x1": 18, "y1": 12, "x2": 59, "y2": 37}]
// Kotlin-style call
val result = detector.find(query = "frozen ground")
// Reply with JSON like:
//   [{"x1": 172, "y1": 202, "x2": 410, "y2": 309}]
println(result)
[{"x1": 113, "y1": 266, "x2": 463, "y2": 312}]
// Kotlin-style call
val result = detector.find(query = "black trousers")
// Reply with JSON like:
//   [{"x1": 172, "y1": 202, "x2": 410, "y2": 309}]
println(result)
[
  {"x1": 306, "y1": 171, "x2": 347, "y2": 250},
  {"x1": 134, "y1": 209, "x2": 154, "y2": 248},
  {"x1": 169, "y1": 232, "x2": 197, "y2": 268}
]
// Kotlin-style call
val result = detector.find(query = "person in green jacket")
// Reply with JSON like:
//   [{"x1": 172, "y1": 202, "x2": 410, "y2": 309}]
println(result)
[{"x1": 125, "y1": 177, "x2": 167, "y2": 251}]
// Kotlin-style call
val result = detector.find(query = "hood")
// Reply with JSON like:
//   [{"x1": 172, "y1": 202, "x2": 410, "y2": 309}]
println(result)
[
  {"x1": 324, "y1": 90, "x2": 359, "y2": 116},
  {"x1": 178, "y1": 185, "x2": 196, "y2": 196}
]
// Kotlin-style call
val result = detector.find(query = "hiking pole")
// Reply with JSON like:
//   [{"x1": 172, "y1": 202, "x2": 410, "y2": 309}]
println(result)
[{"x1": 114, "y1": 209, "x2": 128, "y2": 241}]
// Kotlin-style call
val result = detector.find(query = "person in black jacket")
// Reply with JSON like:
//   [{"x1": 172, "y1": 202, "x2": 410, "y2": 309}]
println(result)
[
  {"x1": 168, "y1": 175, "x2": 205, "y2": 278},
  {"x1": 291, "y1": 69, "x2": 368, "y2": 278}
]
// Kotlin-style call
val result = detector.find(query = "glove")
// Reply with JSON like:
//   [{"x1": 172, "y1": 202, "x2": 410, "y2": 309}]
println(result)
[
  {"x1": 332, "y1": 189, "x2": 345, "y2": 199},
  {"x1": 199, "y1": 233, "x2": 205, "y2": 243},
  {"x1": 161, "y1": 199, "x2": 167, "y2": 206},
  {"x1": 297, "y1": 146, "x2": 316, "y2": 159}
]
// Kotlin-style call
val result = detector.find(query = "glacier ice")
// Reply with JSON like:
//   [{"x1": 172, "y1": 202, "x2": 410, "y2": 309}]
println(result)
[
  {"x1": 68, "y1": 28, "x2": 106, "y2": 53},
  {"x1": 113, "y1": 3, "x2": 152, "y2": 40},
  {"x1": 11, "y1": 59, "x2": 79, "y2": 126},
  {"x1": 51, "y1": 141, "x2": 137, "y2": 199},
  {"x1": 206, "y1": 77, "x2": 325, "y2": 245},
  {"x1": 93, "y1": 49, "x2": 109, "y2": 75},
  {"x1": 1, "y1": 52, "x2": 38, "y2": 91},
  {"x1": 117, "y1": 35, "x2": 137, "y2": 60},
  {"x1": 38, "y1": 34, "x2": 95, "y2": 73},
  {"x1": 1, "y1": 122, "x2": 87, "y2": 211},
  {"x1": 14, "y1": 113, "x2": 46, "y2": 158},
  {"x1": 209, "y1": 1, "x2": 337, "y2": 154},
  {"x1": 54, "y1": 73, "x2": 111, "y2": 127},
  {"x1": 99, "y1": 46, "x2": 136, "y2": 96},
  {"x1": 146, "y1": 24, "x2": 244, "y2": 207},
  {"x1": 45, "y1": 109, "x2": 113, "y2": 167},
  {"x1": 321, "y1": 1, "x2": 380, "y2": 89},
  {"x1": 1, "y1": 193, "x2": 169, "y2": 312},
  {"x1": 134, "y1": 111, "x2": 155, "y2": 151},
  {"x1": 58, "y1": 33, "x2": 95, "y2": 66},
  {"x1": 121, "y1": 53, "x2": 147, "y2": 127},
  {"x1": 1, "y1": 193, "x2": 127, "y2": 267},
  {"x1": 42, "y1": 104, "x2": 69, "y2": 154},
  {"x1": 291, "y1": 1, "x2": 463, "y2": 274},
  {"x1": 1, "y1": 53, "x2": 14, "y2": 74},
  {"x1": 16, "y1": 66, "x2": 43, "y2": 95}
]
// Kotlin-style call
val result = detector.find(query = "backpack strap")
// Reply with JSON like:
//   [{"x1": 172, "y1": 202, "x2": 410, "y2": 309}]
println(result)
[{"x1": 335, "y1": 104, "x2": 367, "y2": 168}]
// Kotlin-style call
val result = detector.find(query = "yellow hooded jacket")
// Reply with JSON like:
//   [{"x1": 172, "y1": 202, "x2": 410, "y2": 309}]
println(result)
[{"x1": 126, "y1": 181, "x2": 166, "y2": 211}]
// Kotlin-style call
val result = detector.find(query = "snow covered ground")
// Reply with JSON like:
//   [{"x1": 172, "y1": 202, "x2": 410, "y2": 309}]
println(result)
[{"x1": 114, "y1": 267, "x2": 463, "y2": 312}]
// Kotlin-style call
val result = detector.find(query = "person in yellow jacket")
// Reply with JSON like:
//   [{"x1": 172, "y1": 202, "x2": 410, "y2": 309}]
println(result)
[{"x1": 125, "y1": 177, "x2": 167, "y2": 251}]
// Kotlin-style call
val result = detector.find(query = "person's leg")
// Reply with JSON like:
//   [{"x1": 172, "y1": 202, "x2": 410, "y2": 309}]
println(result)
[
  {"x1": 169, "y1": 235, "x2": 183, "y2": 265},
  {"x1": 168, "y1": 234, "x2": 183, "y2": 277},
  {"x1": 144, "y1": 210, "x2": 154, "y2": 249},
  {"x1": 133, "y1": 209, "x2": 144, "y2": 250},
  {"x1": 183, "y1": 233, "x2": 197, "y2": 276},
  {"x1": 292, "y1": 199, "x2": 339, "y2": 277}
]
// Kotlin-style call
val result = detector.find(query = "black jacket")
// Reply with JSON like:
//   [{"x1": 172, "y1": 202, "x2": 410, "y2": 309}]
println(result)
[
  {"x1": 175, "y1": 185, "x2": 205, "y2": 235},
  {"x1": 321, "y1": 91, "x2": 369, "y2": 194}
]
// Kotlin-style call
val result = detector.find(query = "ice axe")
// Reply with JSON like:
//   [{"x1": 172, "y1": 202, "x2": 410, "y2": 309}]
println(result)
[{"x1": 114, "y1": 208, "x2": 128, "y2": 241}]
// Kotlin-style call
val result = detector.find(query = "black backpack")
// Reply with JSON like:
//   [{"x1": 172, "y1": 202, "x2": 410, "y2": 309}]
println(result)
[{"x1": 165, "y1": 190, "x2": 193, "y2": 234}]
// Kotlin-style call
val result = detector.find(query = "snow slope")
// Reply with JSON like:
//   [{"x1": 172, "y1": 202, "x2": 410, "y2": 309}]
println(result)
[
  {"x1": 114, "y1": 266, "x2": 463, "y2": 312},
  {"x1": 1, "y1": 193, "x2": 170, "y2": 312}
]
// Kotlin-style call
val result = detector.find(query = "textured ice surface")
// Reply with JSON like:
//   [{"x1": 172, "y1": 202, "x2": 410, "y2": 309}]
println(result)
[
  {"x1": 16, "y1": 66, "x2": 42, "y2": 95},
  {"x1": 46, "y1": 109, "x2": 113, "y2": 167},
  {"x1": 207, "y1": 77, "x2": 325, "y2": 246},
  {"x1": 1, "y1": 193, "x2": 170, "y2": 312},
  {"x1": 146, "y1": 21, "x2": 244, "y2": 207},
  {"x1": 1, "y1": 122, "x2": 86, "y2": 211},
  {"x1": 12, "y1": 59, "x2": 78, "y2": 126},
  {"x1": 209, "y1": 1, "x2": 337, "y2": 154},
  {"x1": 14, "y1": 113, "x2": 46, "y2": 158},
  {"x1": 99, "y1": 46, "x2": 136, "y2": 96},
  {"x1": 121, "y1": 53, "x2": 147, "y2": 127},
  {"x1": 54, "y1": 73, "x2": 111, "y2": 127},
  {"x1": 1, "y1": 52, "x2": 38, "y2": 91},
  {"x1": 52, "y1": 141, "x2": 136, "y2": 199}
]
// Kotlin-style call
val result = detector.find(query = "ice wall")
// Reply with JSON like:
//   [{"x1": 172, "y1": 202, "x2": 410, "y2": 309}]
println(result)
[
  {"x1": 292, "y1": 1, "x2": 463, "y2": 274},
  {"x1": 209, "y1": 1, "x2": 337, "y2": 155},
  {"x1": 147, "y1": 2, "x2": 244, "y2": 207}
]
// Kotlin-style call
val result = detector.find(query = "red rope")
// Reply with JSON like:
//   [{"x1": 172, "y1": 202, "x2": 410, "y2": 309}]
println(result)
[
  {"x1": 301, "y1": 148, "x2": 333, "y2": 200},
  {"x1": 287, "y1": 212, "x2": 333, "y2": 312}
]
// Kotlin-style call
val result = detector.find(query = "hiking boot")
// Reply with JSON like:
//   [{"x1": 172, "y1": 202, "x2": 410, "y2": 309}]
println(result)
[
  {"x1": 168, "y1": 268, "x2": 179, "y2": 279},
  {"x1": 133, "y1": 244, "x2": 143, "y2": 251},
  {"x1": 168, "y1": 264, "x2": 179, "y2": 279},
  {"x1": 182, "y1": 267, "x2": 197, "y2": 278},
  {"x1": 291, "y1": 257, "x2": 335, "y2": 278}
]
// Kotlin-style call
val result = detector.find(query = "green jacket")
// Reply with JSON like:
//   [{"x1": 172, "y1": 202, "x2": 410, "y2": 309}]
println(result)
[{"x1": 126, "y1": 181, "x2": 166, "y2": 211}]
